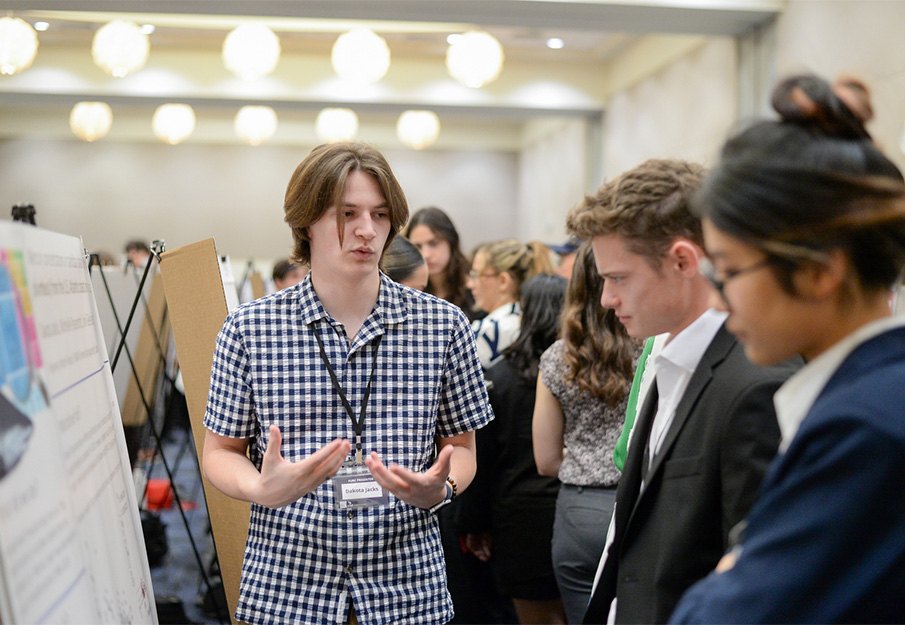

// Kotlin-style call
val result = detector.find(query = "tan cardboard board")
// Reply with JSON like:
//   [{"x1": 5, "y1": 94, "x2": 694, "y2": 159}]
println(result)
[
  {"x1": 249, "y1": 272, "x2": 265, "y2": 300},
  {"x1": 158, "y1": 239, "x2": 249, "y2": 625},
  {"x1": 120, "y1": 275, "x2": 170, "y2": 426}
]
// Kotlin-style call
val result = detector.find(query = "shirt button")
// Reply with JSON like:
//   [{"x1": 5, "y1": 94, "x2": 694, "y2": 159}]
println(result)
[
  {"x1": 347, "y1": 565, "x2": 354, "y2": 574},
  {"x1": 347, "y1": 511, "x2": 355, "y2": 519}
]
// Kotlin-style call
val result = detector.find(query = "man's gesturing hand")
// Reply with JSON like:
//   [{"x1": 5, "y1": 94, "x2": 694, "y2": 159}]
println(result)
[
  {"x1": 253, "y1": 425, "x2": 351, "y2": 508},
  {"x1": 364, "y1": 444, "x2": 454, "y2": 509}
]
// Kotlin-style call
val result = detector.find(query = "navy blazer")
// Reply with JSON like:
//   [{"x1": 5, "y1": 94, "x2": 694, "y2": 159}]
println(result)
[
  {"x1": 584, "y1": 324, "x2": 799, "y2": 624},
  {"x1": 671, "y1": 325, "x2": 905, "y2": 624}
]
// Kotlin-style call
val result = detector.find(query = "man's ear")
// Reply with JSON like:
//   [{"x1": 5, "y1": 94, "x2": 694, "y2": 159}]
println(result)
[{"x1": 668, "y1": 239, "x2": 704, "y2": 277}]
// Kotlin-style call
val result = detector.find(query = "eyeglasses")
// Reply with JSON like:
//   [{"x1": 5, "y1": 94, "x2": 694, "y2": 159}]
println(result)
[
  {"x1": 468, "y1": 270, "x2": 499, "y2": 280},
  {"x1": 699, "y1": 257, "x2": 773, "y2": 303}
]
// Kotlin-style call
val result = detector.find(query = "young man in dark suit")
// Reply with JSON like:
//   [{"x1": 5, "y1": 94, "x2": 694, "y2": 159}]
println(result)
[{"x1": 567, "y1": 159, "x2": 799, "y2": 624}]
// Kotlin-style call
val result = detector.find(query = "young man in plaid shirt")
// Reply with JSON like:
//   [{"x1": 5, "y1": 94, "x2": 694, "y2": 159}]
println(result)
[{"x1": 202, "y1": 142, "x2": 493, "y2": 624}]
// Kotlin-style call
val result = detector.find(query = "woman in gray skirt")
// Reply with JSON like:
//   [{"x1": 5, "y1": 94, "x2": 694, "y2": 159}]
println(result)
[{"x1": 533, "y1": 242, "x2": 641, "y2": 623}]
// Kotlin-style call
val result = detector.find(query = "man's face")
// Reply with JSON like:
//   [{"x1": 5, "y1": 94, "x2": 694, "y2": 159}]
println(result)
[
  {"x1": 307, "y1": 170, "x2": 391, "y2": 280},
  {"x1": 127, "y1": 248, "x2": 148, "y2": 267},
  {"x1": 274, "y1": 266, "x2": 308, "y2": 290},
  {"x1": 591, "y1": 233, "x2": 687, "y2": 339}
]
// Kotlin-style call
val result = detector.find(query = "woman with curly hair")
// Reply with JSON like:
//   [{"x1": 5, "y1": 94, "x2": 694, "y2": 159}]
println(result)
[{"x1": 533, "y1": 242, "x2": 641, "y2": 623}]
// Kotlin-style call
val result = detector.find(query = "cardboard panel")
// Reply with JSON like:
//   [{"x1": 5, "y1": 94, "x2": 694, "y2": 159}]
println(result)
[
  {"x1": 249, "y1": 272, "x2": 265, "y2": 300},
  {"x1": 120, "y1": 275, "x2": 170, "y2": 426},
  {"x1": 158, "y1": 239, "x2": 249, "y2": 625}
]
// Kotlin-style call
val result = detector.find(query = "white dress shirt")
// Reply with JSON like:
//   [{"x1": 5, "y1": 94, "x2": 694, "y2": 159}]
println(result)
[
  {"x1": 774, "y1": 314, "x2": 905, "y2": 453},
  {"x1": 647, "y1": 308, "x2": 728, "y2": 471},
  {"x1": 597, "y1": 308, "x2": 727, "y2": 624}
]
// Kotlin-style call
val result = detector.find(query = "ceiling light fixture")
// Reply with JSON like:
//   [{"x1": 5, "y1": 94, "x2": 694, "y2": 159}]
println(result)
[
  {"x1": 234, "y1": 105, "x2": 278, "y2": 146},
  {"x1": 396, "y1": 110, "x2": 440, "y2": 150},
  {"x1": 446, "y1": 30, "x2": 504, "y2": 88},
  {"x1": 222, "y1": 23, "x2": 281, "y2": 81},
  {"x1": 315, "y1": 108, "x2": 359, "y2": 143},
  {"x1": 331, "y1": 29, "x2": 390, "y2": 83},
  {"x1": 91, "y1": 19, "x2": 149, "y2": 78},
  {"x1": 0, "y1": 17, "x2": 39, "y2": 76},
  {"x1": 152, "y1": 103, "x2": 195, "y2": 145},
  {"x1": 546, "y1": 37, "x2": 564, "y2": 50},
  {"x1": 69, "y1": 102, "x2": 113, "y2": 142}
]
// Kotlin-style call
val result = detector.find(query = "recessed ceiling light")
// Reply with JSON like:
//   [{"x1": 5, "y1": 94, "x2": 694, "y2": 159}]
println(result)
[
  {"x1": 33, "y1": 21, "x2": 50, "y2": 31},
  {"x1": 446, "y1": 33, "x2": 463, "y2": 45},
  {"x1": 140, "y1": 24, "x2": 155, "y2": 35},
  {"x1": 546, "y1": 37, "x2": 564, "y2": 49}
]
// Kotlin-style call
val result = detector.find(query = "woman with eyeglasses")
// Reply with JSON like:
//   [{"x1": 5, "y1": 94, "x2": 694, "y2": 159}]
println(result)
[
  {"x1": 467, "y1": 239, "x2": 555, "y2": 368},
  {"x1": 670, "y1": 74, "x2": 905, "y2": 623}
]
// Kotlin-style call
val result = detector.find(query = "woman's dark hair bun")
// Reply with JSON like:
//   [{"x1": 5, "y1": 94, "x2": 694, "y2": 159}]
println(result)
[{"x1": 770, "y1": 73, "x2": 872, "y2": 140}]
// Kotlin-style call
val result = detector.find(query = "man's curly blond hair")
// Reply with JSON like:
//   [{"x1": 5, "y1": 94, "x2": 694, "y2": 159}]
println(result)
[{"x1": 567, "y1": 159, "x2": 706, "y2": 269}]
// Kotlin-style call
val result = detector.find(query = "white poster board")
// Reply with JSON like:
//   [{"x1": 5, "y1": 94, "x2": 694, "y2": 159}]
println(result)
[
  {"x1": 0, "y1": 222, "x2": 156, "y2": 624},
  {"x1": 89, "y1": 266, "x2": 155, "y2": 412}
]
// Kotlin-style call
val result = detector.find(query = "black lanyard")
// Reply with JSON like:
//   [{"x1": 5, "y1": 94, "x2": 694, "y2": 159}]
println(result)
[{"x1": 313, "y1": 326, "x2": 383, "y2": 464}]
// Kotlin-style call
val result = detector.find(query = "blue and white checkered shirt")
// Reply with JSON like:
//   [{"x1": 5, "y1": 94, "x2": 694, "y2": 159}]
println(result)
[{"x1": 204, "y1": 272, "x2": 493, "y2": 625}]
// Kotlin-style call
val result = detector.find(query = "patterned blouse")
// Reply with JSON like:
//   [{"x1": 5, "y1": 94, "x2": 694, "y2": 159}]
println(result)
[{"x1": 539, "y1": 339, "x2": 638, "y2": 487}]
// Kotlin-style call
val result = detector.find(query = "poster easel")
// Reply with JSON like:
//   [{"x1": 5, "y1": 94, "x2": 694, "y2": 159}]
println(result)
[{"x1": 0, "y1": 221, "x2": 156, "y2": 624}]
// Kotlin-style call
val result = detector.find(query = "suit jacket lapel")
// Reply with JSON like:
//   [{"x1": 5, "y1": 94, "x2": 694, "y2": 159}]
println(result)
[
  {"x1": 589, "y1": 380, "x2": 659, "y2": 618},
  {"x1": 617, "y1": 381, "x2": 659, "y2": 531},
  {"x1": 641, "y1": 324, "x2": 735, "y2": 490}
]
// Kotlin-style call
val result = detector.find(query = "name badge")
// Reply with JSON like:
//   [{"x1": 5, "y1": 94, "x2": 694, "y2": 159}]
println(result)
[{"x1": 332, "y1": 463, "x2": 389, "y2": 510}]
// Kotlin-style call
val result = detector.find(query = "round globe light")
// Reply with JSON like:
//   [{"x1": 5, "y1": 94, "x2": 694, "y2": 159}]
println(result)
[
  {"x1": 331, "y1": 29, "x2": 390, "y2": 83},
  {"x1": 152, "y1": 104, "x2": 195, "y2": 145},
  {"x1": 446, "y1": 31, "x2": 504, "y2": 88},
  {"x1": 222, "y1": 23, "x2": 281, "y2": 81},
  {"x1": 69, "y1": 102, "x2": 113, "y2": 142},
  {"x1": 0, "y1": 17, "x2": 39, "y2": 75},
  {"x1": 92, "y1": 19, "x2": 149, "y2": 78},
  {"x1": 235, "y1": 105, "x2": 278, "y2": 146},
  {"x1": 315, "y1": 108, "x2": 359, "y2": 143},
  {"x1": 396, "y1": 110, "x2": 440, "y2": 150}
]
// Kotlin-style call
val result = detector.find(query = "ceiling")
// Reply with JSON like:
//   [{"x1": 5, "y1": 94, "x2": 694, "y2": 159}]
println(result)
[{"x1": 0, "y1": 0, "x2": 783, "y2": 149}]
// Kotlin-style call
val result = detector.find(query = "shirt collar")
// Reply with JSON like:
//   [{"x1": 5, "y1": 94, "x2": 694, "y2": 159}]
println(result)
[
  {"x1": 485, "y1": 301, "x2": 521, "y2": 320},
  {"x1": 774, "y1": 314, "x2": 905, "y2": 452},
  {"x1": 296, "y1": 271, "x2": 408, "y2": 329},
  {"x1": 657, "y1": 308, "x2": 728, "y2": 374}
]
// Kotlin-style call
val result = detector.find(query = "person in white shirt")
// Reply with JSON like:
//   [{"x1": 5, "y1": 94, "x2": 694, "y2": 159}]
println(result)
[
  {"x1": 467, "y1": 238, "x2": 554, "y2": 369},
  {"x1": 569, "y1": 158, "x2": 799, "y2": 624}
]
